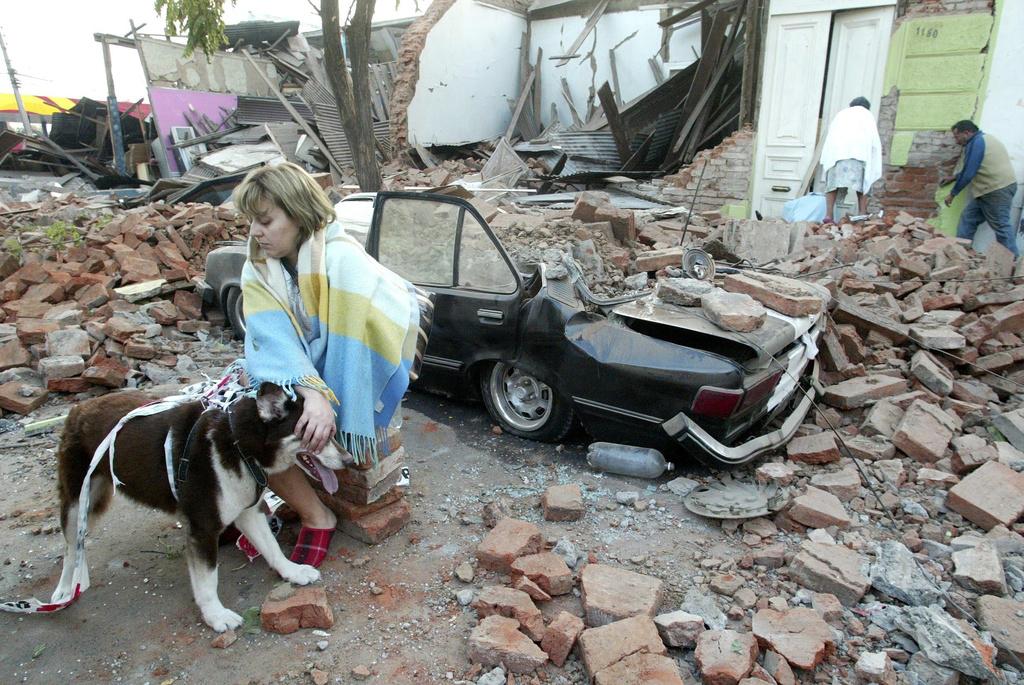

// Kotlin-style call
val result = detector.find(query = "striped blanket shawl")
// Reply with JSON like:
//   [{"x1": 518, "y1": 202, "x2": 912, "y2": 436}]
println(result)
[{"x1": 242, "y1": 220, "x2": 428, "y2": 464}]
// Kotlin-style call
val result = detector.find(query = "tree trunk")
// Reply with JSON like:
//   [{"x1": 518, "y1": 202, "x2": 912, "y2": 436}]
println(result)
[{"x1": 321, "y1": 0, "x2": 382, "y2": 191}]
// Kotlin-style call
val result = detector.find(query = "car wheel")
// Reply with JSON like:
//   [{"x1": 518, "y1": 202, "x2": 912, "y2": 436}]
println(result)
[
  {"x1": 480, "y1": 362, "x2": 573, "y2": 442},
  {"x1": 224, "y1": 286, "x2": 246, "y2": 340}
]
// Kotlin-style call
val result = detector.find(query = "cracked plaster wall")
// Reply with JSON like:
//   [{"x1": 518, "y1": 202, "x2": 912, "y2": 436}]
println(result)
[{"x1": 139, "y1": 37, "x2": 277, "y2": 96}]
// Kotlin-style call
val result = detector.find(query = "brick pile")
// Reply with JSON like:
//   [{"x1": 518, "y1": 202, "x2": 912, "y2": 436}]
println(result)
[
  {"x1": 0, "y1": 197, "x2": 248, "y2": 414},
  {"x1": 313, "y1": 425, "x2": 411, "y2": 545}
]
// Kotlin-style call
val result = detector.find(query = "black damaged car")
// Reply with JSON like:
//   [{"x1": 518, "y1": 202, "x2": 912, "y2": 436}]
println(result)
[{"x1": 199, "y1": 192, "x2": 826, "y2": 467}]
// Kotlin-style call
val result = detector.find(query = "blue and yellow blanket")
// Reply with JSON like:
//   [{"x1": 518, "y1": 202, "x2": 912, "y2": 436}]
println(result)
[{"x1": 241, "y1": 221, "x2": 423, "y2": 464}]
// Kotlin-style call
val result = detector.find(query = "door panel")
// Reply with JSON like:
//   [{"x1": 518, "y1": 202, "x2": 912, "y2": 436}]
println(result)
[
  {"x1": 815, "y1": 5, "x2": 895, "y2": 199},
  {"x1": 368, "y1": 192, "x2": 522, "y2": 395},
  {"x1": 751, "y1": 12, "x2": 831, "y2": 217}
]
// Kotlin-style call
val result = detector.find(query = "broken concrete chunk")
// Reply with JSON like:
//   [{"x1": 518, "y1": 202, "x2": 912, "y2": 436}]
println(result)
[
  {"x1": 654, "y1": 609, "x2": 706, "y2": 648},
  {"x1": 694, "y1": 629, "x2": 759, "y2": 685},
  {"x1": 976, "y1": 595, "x2": 1024, "y2": 665},
  {"x1": 656, "y1": 277, "x2": 714, "y2": 307},
  {"x1": 467, "y1": 615, "x2": 548, "y2": 674},
  {"x1": 721, "y1": 271, "x2": 824, "y2": 318},
  {"x1": 946, "y1": 460, "x2": 1024, "y2": 530},
  {"x1": 951, "y1": 542, "x2": 1007, "y2": 596},
  {"x1": 577, "y1": 615, "x2": 666, "y2": 680},
  {"x1": 701, "y1": 289, "x2": 766, "y2": 332},
  {"x1": 870, "y1": 540, "x2": 944, "y2": 606},
  {"x1": 580, "y1": 563, "x2": 664, "y2": 627},
  {"x1": 789, "y1": 541, "x2": 870, "y2": 606},
  {"x1": 897, "y1": 606, "x2": 1001, "y2": 681},
  {"x1": 752, "y1": 608, "x2": 834, "y2": 670},
  {"x1": 475, "y1": 518, "x2": 542, "y2": 572}
]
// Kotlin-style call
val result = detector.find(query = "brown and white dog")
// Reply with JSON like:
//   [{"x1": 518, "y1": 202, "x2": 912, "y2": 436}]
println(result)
[{"x1": 53, "y1": 383, "x2": 348, "y2": 632}]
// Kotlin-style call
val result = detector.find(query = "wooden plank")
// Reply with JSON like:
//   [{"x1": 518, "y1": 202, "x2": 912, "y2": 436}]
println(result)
[
  {"x1": 560, "y1": 78, "x2": 584, "y2": 128},
  {"x1": 505, "y1": 69, "x2": 536, "y2": 140},
  {"x1": 648, "y1": 58, "x2": 665, "y2": 84},
  {"x1": 665, "y1": 43, "x2": 742, "y2": 163},
  {"x1": 597, "y1": 82, "x2": 632, "y2": 164},
  {"x1": 609, "y1": 49, "x2": 623, "y2": 106},
  {"x1": 660, "y1": 0, "x2": 720, "y2": 27},
  {"x1": 555, "y1": 0, "x2": 610, "y2": 66},
  {"x1": 533, "y1": 47, "x2": 543, "y2": 130},
  {"x1": 240, "y1": 49, "x2": 345, "y2": 177}
]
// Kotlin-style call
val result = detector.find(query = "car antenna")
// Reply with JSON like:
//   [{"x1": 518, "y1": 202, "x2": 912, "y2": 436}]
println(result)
[{"x1": 678, "y1": 159, "x2": 708, "y2": 247}]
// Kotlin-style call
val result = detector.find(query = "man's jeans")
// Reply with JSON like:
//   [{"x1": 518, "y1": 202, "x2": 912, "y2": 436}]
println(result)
[{"x1": 957, "y1": 183, "x2": 1020, "y2": 259}]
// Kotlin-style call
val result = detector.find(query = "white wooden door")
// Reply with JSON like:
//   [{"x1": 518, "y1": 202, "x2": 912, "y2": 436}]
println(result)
[
  {"x1": 751, "y1": 12, "x2": 832, "y2": 218},
  {"x1": 815, "y1": 5, "x2": 896, "y2": 200}
]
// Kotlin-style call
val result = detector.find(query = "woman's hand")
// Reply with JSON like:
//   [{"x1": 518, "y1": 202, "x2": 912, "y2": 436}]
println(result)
[{"x1": 294, "y1": 386, "x2": 336, "y2": 454}]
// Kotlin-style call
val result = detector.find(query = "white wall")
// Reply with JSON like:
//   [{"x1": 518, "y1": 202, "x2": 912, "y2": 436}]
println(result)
[
  {"x1": 976, "y1": 0, "x2": 1024, "y2": 251},
  {"x1": 407, "y1": 0, "x2": 526, "y2": 146},
  {"x1": 529, "y1": 9, "x2": 702, "y2": 127}
]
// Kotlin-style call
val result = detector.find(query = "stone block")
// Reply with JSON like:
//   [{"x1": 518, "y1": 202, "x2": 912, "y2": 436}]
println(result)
[
  {"x1": 38, "y1": 355, "x2": 85, "y2": 381},
  {"x1": 952, "y1": 542, "x2": 1007, "y2": 595},
  {"x1": 657, "y1": 277, "x2": 714, "y2": 307}
]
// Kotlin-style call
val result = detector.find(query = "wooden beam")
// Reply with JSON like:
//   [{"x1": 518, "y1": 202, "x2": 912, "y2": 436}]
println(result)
[
  {"x1": 648, "y1": 58, "x2": 665, "y2": 84},
  {"x1": 597, "y1": 82, "x2": 632, "y2": 164},
  {"x1": 555, "y1": 0, "x2": 610, "y2": 66},
  {"x1": 505, "y1": 69, "x2": 536, "y2": 140},
  {"x1": 240, "y1": 49, "x2": 345, "y2": 177},
  {"x1": 659, "y1": 0, "x2": 720, "y2": 27},
  {"x1": 561, "y1": 77, "x2": 584, "y2": 128},
  {"x1": 608, "y1": 49, "x2": 623, "y2": 106},
  {"x1": 533, "y1": 47, "x2": 543, "y2": 130}
]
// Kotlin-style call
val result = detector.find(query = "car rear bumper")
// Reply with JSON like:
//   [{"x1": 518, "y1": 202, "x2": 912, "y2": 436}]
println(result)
[{"x1": 661, "y1": 360, "x2": 822, "y2": 467}]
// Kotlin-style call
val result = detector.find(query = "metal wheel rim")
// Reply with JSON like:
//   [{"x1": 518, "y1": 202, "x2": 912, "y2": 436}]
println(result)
[{"x1": 489, "y1": 362, "x2": 552, "y2": 431}]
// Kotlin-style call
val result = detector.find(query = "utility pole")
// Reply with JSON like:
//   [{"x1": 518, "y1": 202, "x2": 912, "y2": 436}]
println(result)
[{"x1": 0, "y1": 26, "x2": 33, "y2": 135}]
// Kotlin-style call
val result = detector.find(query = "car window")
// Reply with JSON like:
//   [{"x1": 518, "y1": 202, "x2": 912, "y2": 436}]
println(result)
[
  {"x1": 376, "y1": 198, "x2": 458, "y2": 286},
  {"x1": 458, "y1": 213, "x2": 517, "y2": 293}
]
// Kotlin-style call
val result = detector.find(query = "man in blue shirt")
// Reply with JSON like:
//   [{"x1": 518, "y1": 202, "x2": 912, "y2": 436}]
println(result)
[{"x1": 943, "y1": 120, "x2": 1019, "y2": 259}]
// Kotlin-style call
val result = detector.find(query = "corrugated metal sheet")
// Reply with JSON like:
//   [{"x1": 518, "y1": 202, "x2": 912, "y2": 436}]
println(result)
[
  {"x1": 235, "y1": 95, "x2": 315, "y2": 125},
  {"x1": 301, "y1": 79, "x2": 391, "y2": 167}
]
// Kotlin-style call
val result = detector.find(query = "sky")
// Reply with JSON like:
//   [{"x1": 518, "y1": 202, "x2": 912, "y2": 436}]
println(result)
[{"x1": 1, "y1": 1, "x2": 422, "y2": 103}]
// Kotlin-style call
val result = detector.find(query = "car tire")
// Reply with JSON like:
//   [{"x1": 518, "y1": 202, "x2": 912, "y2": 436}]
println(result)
[
  {"x1": 480, "y1": 362, "x2": 573, "y2": 442},
  {"x1": 224, "y1": 286, "x2": 246, "y2": 340}
]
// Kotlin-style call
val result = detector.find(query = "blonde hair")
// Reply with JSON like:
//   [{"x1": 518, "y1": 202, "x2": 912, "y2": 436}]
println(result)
[{"x1": 233, "y1": 162, "x2": 336, "y2": 241}]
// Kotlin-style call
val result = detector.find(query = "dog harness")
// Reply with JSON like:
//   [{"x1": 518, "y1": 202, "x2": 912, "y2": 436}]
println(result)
[{"x1": 0, "y1": 363, "x2": 252, "y2": 615}]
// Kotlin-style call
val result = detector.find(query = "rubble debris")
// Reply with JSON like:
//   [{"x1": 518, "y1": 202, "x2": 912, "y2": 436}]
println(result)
[
  {"x1": 701, "y1": 290, "x2": 766, "y2": 333},
  {"x1": 977, "y1": 595, "x2": 1024, "y2": 665},
  {"x1": 475, "y1": 518, "x2": 542, "y2": 572},
  {"x1": 577, "y1": 615, "x2": 666, "y2": 680},
  {"x1": 540, "y1": 611, "x2": 584, "y2": 668},
  {"x1": 789, "y1": 541, "x2": 870, "y2": 606},
  {"x1": 946, "y1": 461, "x2": 1024, "y2": 530},
  {"x1": 896, "y1": 605, "x2": 1001, "y2": 681},
  {"x1": 541, "y1": 484, "x2": 584, "y2": 521},
  {"x1": 260, "y1": 584, "x2": 334, "y2": 635},
  {"x1": 869, "y1": 540, "x2": 944, "y2": 606},
  {"x1": 751, "y1": 608, "x2": 835, "y2": 670},
  {"x1": 471, "y1": 586, "x2": 546, "y2": 643},
  {"x1": 695, "y1": 630, "x2": 759, "y2": 685}
]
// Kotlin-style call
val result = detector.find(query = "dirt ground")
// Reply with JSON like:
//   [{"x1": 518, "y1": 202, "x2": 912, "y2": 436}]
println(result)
[{"x1": 0, "y1": 338, "x2": 738, "y2": 685}]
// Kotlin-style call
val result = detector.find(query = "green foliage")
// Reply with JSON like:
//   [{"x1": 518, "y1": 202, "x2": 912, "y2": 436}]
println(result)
[
  {"x1": 154, "y1": 0, "x2": 236, "y2": 57},
  {"x1": 3, "y1": 236, "x2": 23, "y2": 261},
  {"x1": 43, "y1": 221, "x2": 82, "y2": 249},
  {"x1": 241, "y1": 606, "x2": 262, "y2": 634}
]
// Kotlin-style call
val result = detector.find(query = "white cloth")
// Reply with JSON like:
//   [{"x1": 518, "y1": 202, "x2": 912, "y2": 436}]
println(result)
[{"x1": 820, "y1": 106, "x2": 882, "y2": 192}]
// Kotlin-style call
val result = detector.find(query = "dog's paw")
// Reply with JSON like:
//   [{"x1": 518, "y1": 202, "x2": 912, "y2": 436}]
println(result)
[
  {"x1": 204, "y1": 607, "x2": 244, "y2": 633},
  {"x1": 280, "y1": 562, "x2": 320, "y2": 586}
]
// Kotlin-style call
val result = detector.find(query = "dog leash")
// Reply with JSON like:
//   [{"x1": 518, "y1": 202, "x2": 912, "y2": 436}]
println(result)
[{"x1": 0, "y1": 362, "x2": 254, "y2": 615}]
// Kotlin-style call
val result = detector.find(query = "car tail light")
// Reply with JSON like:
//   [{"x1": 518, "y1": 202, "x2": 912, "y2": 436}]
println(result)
[
  {"x1": 691, "y1": 386, "x2": 744, "y2": 418},
  {"x1": 740, "y1": 371, "x2": 784, "y2": 410}
]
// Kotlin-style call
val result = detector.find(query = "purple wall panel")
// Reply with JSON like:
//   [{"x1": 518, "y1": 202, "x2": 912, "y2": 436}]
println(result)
[{"x1": 148, "y1": 87, "x2": 237, "y2": 174}]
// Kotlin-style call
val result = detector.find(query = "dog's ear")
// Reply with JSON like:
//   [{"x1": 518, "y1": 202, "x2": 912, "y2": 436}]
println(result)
[{"x1": 256, "y1": 383, "x2": 289, "y2": 422}]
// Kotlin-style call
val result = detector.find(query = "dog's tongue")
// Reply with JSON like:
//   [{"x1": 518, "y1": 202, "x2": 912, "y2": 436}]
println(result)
[{"x1": 314, "y1": 460, "x2": 339, "y2": 494}]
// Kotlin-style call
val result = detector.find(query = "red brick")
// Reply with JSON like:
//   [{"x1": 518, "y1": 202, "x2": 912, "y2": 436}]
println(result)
[
  {"x1": 260, "y1": 585, "x2": 333, "y2": 635},
  {"x1": 786, "y1": 432, "x2": 840, "y2": 464},
  {"x1": 0, "y1": 381, "x2": 48, "y2": 414},
  {"x1": 476, "y1": 518, "x2": 542, "y2": 572},
  {"x1": 338, "y1": 497, "x2": 410, "y2": 544},
  {"x1": 946, "y1": 461, "x2": 1024, "y2": 530},
  {"x1": 541, "y1": 611, "x2": 584, "y2": 667}
]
